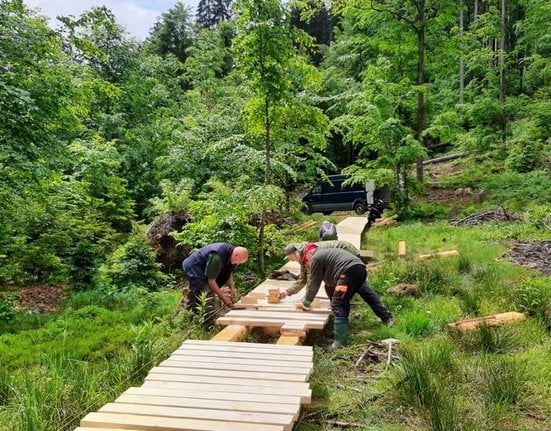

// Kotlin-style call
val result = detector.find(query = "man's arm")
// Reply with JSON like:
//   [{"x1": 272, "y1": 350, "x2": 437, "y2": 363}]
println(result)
[
  {"x1": 282, "y1": 263, "x2": 308, "y2": 298},
  {"x1": 303, "y1": 259, "x2": 323, "y2": 306},
  {"x1": 207, "y1": 278, "x2": 233, "y2": 307},
  {"x1": 226, "y1": 273, "x2": 238, "y2": 302}
]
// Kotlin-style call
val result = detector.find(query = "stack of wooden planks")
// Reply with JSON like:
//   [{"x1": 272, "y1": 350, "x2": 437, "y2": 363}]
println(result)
[{"x1": 77, "y1": 341, "x2": 313, "y2": 431}]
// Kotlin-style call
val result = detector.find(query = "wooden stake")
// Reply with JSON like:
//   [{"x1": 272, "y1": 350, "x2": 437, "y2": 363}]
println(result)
[{"x1": 398, "y1": 241, "x2": 406, "y2": 257}]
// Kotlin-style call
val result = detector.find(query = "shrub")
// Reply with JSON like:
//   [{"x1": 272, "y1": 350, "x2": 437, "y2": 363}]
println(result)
[
  {"x1": 100, "y1": 231, "x2": 167, "y2": 292},
  {"x1": 481, "y1": 170, "x2": 551, "y2": 209}
]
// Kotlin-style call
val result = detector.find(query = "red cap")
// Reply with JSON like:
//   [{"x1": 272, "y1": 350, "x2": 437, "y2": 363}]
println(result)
[{"x1": 301, "y1": 243, "x2": 318, "y2": 263}]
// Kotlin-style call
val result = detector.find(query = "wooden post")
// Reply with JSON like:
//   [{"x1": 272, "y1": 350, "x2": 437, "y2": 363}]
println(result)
[{"x1": 398, "y1": 241, "x2": 406, "y2": 258}]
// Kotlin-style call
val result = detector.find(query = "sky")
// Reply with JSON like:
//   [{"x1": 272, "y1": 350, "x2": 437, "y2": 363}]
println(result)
[{"x1": 23, "y1": 0, "x2": 200, "y2": 41}]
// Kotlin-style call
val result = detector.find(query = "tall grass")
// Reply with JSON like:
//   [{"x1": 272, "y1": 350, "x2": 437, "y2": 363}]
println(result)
[
  {"x1": 451, "y1": 324, "x2": 519, "y2": 354},
  {"x1": 481, "y1": 356, "x2": 527, "y2": 406}
]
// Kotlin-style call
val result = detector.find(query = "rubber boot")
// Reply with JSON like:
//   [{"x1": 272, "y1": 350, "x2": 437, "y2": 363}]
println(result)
[{"x1": 324, "y1": 321, "x2": 348, "y2": 352}]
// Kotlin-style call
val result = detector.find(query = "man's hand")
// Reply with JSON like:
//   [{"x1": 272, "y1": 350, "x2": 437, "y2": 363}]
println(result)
[
  {"x1": 279, "y1": 290, "x2": 288, "y2": 300},
  {"x1": 231, "y1": 289, "x2": 238, "y2": 302}
]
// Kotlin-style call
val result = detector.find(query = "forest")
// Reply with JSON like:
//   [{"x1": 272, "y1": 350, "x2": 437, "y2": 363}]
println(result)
[{"x1": 0, "y1": 0, "x2": 550, "y2": 429}]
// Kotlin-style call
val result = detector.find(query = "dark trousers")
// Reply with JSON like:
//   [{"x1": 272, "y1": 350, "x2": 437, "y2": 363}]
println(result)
[
  {"x1": 182, "y1": 261, "x2": 216, "y2": 321},
  {"x1": 326, "y1": 264, "x2": 392, "y2": 324}
]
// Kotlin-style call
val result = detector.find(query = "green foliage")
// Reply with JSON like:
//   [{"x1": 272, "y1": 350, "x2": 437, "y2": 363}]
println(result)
[
  {"x1": 0, "y1": 293, "x2": 16, "y2": 323},
  {"x1": 481, "y1": 170, "x2": 551, "y2": 209},
  {"x1": 100, "y1": 229, "x2": 167, "y2": 292},
  {"x1": 516, "y1": 277, "x2": 551, "y2": 324}
]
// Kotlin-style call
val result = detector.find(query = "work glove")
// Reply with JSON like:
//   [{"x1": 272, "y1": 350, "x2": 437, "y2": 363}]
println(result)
[{"x1": 279, "y1": 290, "x2": 289, "y2": 300}]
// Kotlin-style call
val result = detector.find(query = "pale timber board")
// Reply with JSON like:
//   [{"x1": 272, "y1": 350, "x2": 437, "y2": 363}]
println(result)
[
  {"x1": 171, "y1": 349, "x2": 313, "y2": 362},
  {"x1": 211, "y1": 325, "x2": 247, "y2": 342},
  {"x1": 158, "y1": 359, "x2": 312, "y2": 376},
  {"x1": 224, "y1": 310, "x2": 328, "y2": 321},
  {"x1": 76, "y1": 428, "x2": 141, "y2": 431},
  {"x1": 124, "y1": 386, "x2": 301, "y2": 406},
  {"x1": 162, "y1": 355, "x2": 313, "y2": 371},
  {"x1": 216, "y1": 316, "x2": 326, "y2": 329},
  {"x1": 148, "y1": 366, "x2": 308, "y2": 382},
  {"x1": 141, "y1": 381, "x2": 311, "y2": 403},
  {"x1": 145, "y1": 372, "x2": 311, "y2": 390},
  {"x1": 81, "y1": 412, "x2": 285, "y2": 431},
  {"x1": 100, "y1": 402, "x2": 294, "y2": 429},
  {"x1": 277, "y1": 335, "x2": 302, "y2": 345},
  {"x1": 116, "y1": 393, "x2": 299, "y2": 418},
  {"x1": 179, "y1": 341, "x2": 314, "y2": 355},
  {"x1": 183, "y1": 339, "x2": 312, "y2": 351}
]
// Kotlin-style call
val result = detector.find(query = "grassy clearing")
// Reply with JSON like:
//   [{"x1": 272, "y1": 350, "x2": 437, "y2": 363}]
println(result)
[{"x1": 298, "y1": 219, "x2": 551, "y2": 431}]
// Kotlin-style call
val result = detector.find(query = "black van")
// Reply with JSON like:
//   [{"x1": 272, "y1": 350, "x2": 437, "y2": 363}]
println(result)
[{"x1": 302, "y1": 174, "x2": 388, "y2": 215}]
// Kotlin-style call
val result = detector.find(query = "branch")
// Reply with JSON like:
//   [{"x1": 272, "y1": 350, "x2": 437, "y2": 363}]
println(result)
[{"x1": 370, "y1": 0, "x2": 418, "y2": 29}]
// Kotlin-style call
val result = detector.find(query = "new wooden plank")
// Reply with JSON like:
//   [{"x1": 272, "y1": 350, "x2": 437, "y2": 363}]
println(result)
[
  {"x1": 171, "y1": 349, "x2": 313, "y2": 362},
  {"x1": 124, "y1": 386, "x2": 301, "y2": 406},
  {"x1": 183, "y1": 339, "x2": 312, "y2": 352},
  {"x1": 81, "y1": 412, "x2": 285, "y2": 431},
  {"x1": 162, "y1": 354, "x2": 313, "y2": 371},
  {"x1": 100, "y1": 402, "x2": 294, "y2": 430},
  {"x1": 148, "y1": 366, "x2": 307, "y2": 382},
  {"x1": 116, "y1": 393, "x2": 299, "y2": 418},
  {"x1": 145, "y1": 372, "x2": 311, "y2": 390},
  {"x1": 76, "y1": 428, "x2": 141, "y2": 431},
  {"x1": 141, "y1": 381, "x2": 311, "y2": 403},
  {"x1": 211, "y1": 325, "x2": 247, "y2": 342},
  {"x1": 177, "y1": 343, "x2": 314, "y2": 357},
  {"x1": 216, "y1": 316, "x2": 326, "y2": 330},
  {"x1": 158, "y1": 359, "x2": 312, "y2": 376},
  {"x1": 224, "y1": 310, "x2": 328, "y2": 322}
]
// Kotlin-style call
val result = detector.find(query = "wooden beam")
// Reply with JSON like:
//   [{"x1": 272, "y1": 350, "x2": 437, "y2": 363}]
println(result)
[
  {"x1": 447, "y1": 312, "x2": 526, "y2": 332},
  {"x1": 359, "y1": 249, "x2": 374, "y2": 258},
  {"x1": 99, "y1": 402, "x2": 295, "y2": 430},
  {"x1": 398, "y1": 241, "x2": 406, "y2": 258},
  {"x1": 418, "y1": 250, "x2": 459, "y2": 261},
  {"x1": 81, "y1": 412, "x2": 285, "y2": 431},
  {"x1": 211, "y1": 325, "x2": 247, "y2": 342},
  {"x1": 277, "y1": 336, "x2": 302, "y2": 346}
]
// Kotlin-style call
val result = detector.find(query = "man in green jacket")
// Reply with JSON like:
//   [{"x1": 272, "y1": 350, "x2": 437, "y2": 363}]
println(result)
[{"x1": 297, "y1": 243, "x2": 393, "y2": 351}]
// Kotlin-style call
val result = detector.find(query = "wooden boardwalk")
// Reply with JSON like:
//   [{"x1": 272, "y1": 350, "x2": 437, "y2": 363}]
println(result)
[{"x1": 76, "y1": 217, "x2": 367, "y2": 431}]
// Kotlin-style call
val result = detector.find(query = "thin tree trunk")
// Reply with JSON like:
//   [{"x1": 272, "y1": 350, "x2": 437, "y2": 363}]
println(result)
[
  {"x1": 415, "y1": 3, "x2": 426, "y2": 182},
  {"x1": 258, "y1": 213, "x2": 265, "y2": 275},
  {"x1": 459, "y1": 0, "x2": 465, "y2": 104},
  {"x1": 499, "y1": 0, "x2": 506, "y2": 103},
  {"x1": 264, "y1": 96, "x2": 271, "y2": 184},
  {"x1": 474, "y1": 0, "x2": 478, "y2": 19}
]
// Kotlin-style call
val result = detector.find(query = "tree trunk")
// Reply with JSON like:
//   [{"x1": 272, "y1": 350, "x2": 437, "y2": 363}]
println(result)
[
  {"x1": 474, "y1": 0, "x2": 478, "y2": 19},
  {"x1": 264, "y1": 96, "x2": 271, "y2": 184},
  {"x1": 459, "y1": 0, "x2": 465, "y2": 104},
  {"x1": 415, "y1": 3, "x2": 426, "y2": 181},
  {"x1": 499, "y1": 0, "x2": 506, "y2": 103},
  {"x1": 258, "y1": 211, "x2": 266, "y2": 275}
]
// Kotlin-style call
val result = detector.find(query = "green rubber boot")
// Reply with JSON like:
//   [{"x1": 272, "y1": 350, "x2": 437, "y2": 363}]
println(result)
[{"x1": 324, "y1": 322, "x2": 348, "y2": 352}]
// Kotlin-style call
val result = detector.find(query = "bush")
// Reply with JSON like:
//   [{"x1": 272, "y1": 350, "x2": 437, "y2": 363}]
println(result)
[{"x1": 100, "y1": 231, "x2": 166, "y2": 292}]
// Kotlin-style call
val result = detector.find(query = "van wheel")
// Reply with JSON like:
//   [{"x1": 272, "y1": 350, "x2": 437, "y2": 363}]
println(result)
[
  {"x1": 323, "y1": 211, "x2": 332, "y2": 216},
  {"x1": 304, "y1": 205, "x2": 313, "y2": 215},
  {"x1": 354, "y1": 202, "x2": 367, "y2": 215}
]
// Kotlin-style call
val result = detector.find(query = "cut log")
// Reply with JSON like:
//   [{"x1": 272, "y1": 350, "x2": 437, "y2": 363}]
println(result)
[
  {"x1": 359, "y1": 250, "x2": 374, "y2": 258},
  {"x1": 446, "y1": 312, "x2": 526, "y2": 332},
  {"x1": 418, "y1": 250, "x2": 459, "y2": 260}
]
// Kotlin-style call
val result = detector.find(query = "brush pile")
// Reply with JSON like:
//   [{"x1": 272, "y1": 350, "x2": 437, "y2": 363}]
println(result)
[{"x1": 451, "y1": 206, "x2": 519, "y2": 226}]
